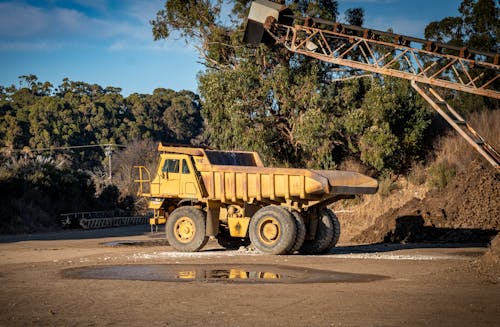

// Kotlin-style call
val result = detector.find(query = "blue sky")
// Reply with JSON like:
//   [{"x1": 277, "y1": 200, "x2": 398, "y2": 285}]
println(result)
[{"x1": 0, "y1": 0, "x2": 463, "y2": 96}]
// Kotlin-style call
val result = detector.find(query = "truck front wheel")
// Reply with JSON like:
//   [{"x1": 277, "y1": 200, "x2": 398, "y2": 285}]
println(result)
[
  {"x1": 249, "y1": 206, "x2": 296, "y2": 255},
  {"x1": 166, "y1": 206, "x2": 208, "y2": 252}
]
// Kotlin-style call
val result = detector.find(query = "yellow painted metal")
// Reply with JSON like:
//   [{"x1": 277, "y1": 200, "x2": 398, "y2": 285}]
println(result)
[
  {"x1": 228, "y1": 217, "x2": 251, "y2": 237},
  {"x1": 158, "y1": 144, "x2": 204, "y2": 156},
  {"x1": 148, "y1": 198, "x2": 164, "y2": 209},
  {"x1": 149, "y1": 217, "x2": 167, "y2": 225},
  {"x1": 229, "y1": 269, "x2": 249, "y2": 279},
  {"x1": 257, "y1": 216, "x2": 281, "y2": 245},
  {"x1": 199, "y1": 166, "x2": 377, "y2": 204},
  {"x1": 259, "y1": 272, "x2": 280, "y2": 279},
  {"x1": 173, "y1": 217, "x2": 196, "y2": 244},
  {"x1": 146, "y1": 152, "x2": 203, "y2": 199},
  {"x1": 137, "y1": 144, "x2": 378, "y2": 208},
  {"x1": 177, "y1": 271, "x2": 196, "y2": 279}
]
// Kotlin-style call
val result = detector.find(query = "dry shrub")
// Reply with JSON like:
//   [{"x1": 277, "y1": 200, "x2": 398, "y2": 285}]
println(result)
[
  {"x1": 408, "y1": 163, "x2": 426, "y2": 186},
  {"x1": 433, "y1": 110, "x2": 500, "y2": 172},
  {"x1": 377, "y1": 173, "x2": 398, "y2": 197},
  {"x1": 112, "y1": 139, "x2": 158, "y2": 197}
]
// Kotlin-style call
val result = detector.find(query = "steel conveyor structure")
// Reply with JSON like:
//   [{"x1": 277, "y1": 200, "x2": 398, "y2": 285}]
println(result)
[{"x1": 244, "y1": 0, "x2": 500, "y2": 170}]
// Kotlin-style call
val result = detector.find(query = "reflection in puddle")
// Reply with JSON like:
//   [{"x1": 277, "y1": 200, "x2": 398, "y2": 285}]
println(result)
[
  {"x1": 63, "y1": 264, "x2": 386, "y2": 284},
  {"x1": 175, "y1": 269, "x2": 281, "y2": 280}
]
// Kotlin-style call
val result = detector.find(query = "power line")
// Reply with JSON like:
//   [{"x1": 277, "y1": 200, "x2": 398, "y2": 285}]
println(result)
[
  {"x1": 1, "y1": 143, "x2": 127, "y2": 153},
  {"x1": 1, "y1": 143, "x2": 128, "y2": 183}
]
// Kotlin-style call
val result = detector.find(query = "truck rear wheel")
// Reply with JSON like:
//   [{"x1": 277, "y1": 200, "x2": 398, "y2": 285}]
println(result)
[
  {"x1": 249, "y1": 206, "x2": 296, "y2": 255},
  {"x1": 324, "y1": 209, "x2": 341, "y2": 251},
  {"x1": 166, "y1": 206, "x2": 208, "y2": 252},
  {"x1": 288, "y1": 210, "x2": 306, "y2": 254},
  {"x1": 300, "y1": 208, "x2": 334, "y2": 254}
]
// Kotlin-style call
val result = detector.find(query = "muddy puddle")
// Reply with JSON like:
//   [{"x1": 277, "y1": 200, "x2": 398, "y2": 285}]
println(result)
[{"x1": 63, "y1": 264, "x2": 386, "y2": 284}]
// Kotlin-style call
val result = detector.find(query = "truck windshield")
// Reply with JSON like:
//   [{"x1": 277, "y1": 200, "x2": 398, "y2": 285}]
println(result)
[
  {"x1": 205, "y1": 151, "x2": 257, "y2": 166},
  {"x1": 162, "y1": 159, "x2": 179, "y2": 173}
]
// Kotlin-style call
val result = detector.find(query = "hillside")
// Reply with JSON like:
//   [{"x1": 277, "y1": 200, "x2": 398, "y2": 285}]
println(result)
[{"x1": 352, "y1": 160, "x2": 499, "y2": 244}]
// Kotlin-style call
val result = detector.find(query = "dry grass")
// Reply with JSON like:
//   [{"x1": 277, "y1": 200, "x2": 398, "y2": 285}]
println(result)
[
  {"x1": 333, "y1": 177, "x2": 429, "y2": 243},
  {"x1": 433, "y1": 110, "x2": 500, "y2": 172}
]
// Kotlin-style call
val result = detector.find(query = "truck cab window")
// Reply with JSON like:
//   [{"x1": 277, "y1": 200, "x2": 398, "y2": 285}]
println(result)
[
  {"x1": 162, "y1": 159, "x2": 179, "y2": 173},
  {"x1": 182, "y1": 159, "x2": 190, "y2": 174}
]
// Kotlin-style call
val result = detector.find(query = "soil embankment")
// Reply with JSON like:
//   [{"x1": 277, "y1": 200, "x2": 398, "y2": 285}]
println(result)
[{"x1": 353, "y1": 161, "x2": 499, "y2": 245}]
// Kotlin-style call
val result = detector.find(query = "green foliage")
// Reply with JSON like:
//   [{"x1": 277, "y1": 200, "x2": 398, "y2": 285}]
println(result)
[
  {"x1": 359, "y1": 124, "x2": 399, "y2": 171},
  {"x1": 425, "y1": 0, "x2": 498, "y2": 52},
  {"x1": 424, "y1": 0, "x2": 499, "y2": 115},
  {"x1": 427, "y1": 161, "x2": 457, "y2": 190},
  {"x1": 0, "y1": 76, "x2": 204, "y2": 161}
]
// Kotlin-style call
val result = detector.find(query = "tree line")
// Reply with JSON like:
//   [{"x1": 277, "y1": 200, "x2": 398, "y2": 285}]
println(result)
[{"x1": 0, "y1": 76, "x2": 202, "y2": 165}]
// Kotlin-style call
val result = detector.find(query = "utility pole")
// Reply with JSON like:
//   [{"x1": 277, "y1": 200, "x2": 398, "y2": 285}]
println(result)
[{"x1": 104, "y1": 144, "x2": 113, "y2": 183}]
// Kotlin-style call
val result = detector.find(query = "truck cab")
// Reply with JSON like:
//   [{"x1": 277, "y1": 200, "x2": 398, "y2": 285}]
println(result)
[{"x1": 153, "y1": 153, "x2": 201, "y2": 199}]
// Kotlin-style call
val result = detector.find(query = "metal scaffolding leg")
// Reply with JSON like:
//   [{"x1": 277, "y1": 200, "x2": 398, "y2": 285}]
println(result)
[{"x1": 411, "y1": 81, "x2": 500, "y2": 171}]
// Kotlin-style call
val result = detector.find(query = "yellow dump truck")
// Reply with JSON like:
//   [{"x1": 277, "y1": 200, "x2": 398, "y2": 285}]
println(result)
[{"x1": 135, "y1": 144, "x2": 377, "y2": 254}]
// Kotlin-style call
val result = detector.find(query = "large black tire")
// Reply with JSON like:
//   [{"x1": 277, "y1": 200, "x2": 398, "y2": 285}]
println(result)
[
  {"x1": 324, "y1": 209, "x2": 341, "y2": 252},
  {"x1": 299, "y1": 208, "x2": 334, "y2": 255},
  {"x1": 216, "y1": 226, "x2": 251, "y2": 250},
  {"x1": 249, "y1": 206, "x2": 296, "y2": 255},
  {"x1": 288, "y1": 210, "x2": 306, "y2": 254},
  {"x1": 166, "y1": 206, "x2": 208, "y2": 252}
]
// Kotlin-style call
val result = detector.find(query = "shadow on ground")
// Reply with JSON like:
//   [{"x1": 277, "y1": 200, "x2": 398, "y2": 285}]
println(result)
[
  {"x1": 333, "y1": 215, "x2": 497, "y2": 255},
  {"x1": 0, "y1": 224, "x2": 151, "y2": 243}
]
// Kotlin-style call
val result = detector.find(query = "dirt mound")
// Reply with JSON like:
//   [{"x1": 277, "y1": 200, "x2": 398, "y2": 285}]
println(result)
[
  {"x1": 473, "y1": 235, "x2": 500, "y2": 283},
  {"x1": 353, "y1": 161, "x2": 499, "y2": 244}
]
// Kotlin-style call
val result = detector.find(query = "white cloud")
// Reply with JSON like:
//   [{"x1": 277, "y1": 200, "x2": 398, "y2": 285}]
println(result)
[
  {"x1": 0, "y1": 0, "x2": 199, "y2": 56},
  {"x1": 0, "y1": 40, "x2": 62, "y2": 52},
  {"x1": 123, "y1": 0, "x2": 164, "y2": 22},
  {"x1": 0, "y1": 2, "x2": 48, "y2": 37},
  {"x1": 0, "y1": 1, "x2": 154, "y2": 51},
  {"x1": 72, "y1": 0, "x2": 109, "y2": 12}
]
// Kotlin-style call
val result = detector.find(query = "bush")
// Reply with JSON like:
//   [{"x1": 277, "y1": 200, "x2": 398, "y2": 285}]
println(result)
[
  {"x1": 408, "y1": 163, "x2": 427, "y2": 186},
  {"x1": 0, "y1": 154, "x2": 97, "y2": 233},
  {"x1": 427, "y1": 161, "x2": 456, "y2": 190},
  {"x1": 378, "y1": 173, "x2": 398, "y2": 197}
]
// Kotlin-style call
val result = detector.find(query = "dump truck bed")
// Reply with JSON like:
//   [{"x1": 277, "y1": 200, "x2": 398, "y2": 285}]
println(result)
[
  {"x1": 144, "y1": 145, "x2": 378, "y2": 207},
  {"x1": 197, "y1": 165, "x2": 377, "y2": 205}
]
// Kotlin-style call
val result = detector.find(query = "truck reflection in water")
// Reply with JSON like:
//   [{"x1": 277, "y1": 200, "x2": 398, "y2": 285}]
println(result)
[
  {"x1": 63, "y1": 264, "x2": 386, "y2": 284},
  {"x1": 176, "y1": 269, "x2": 280, "y2": 281}
]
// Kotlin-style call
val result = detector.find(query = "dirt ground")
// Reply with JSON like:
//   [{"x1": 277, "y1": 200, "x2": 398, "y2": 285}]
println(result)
[{"x1": 1, "y1": 225, "x2": 499, "y2": 327}]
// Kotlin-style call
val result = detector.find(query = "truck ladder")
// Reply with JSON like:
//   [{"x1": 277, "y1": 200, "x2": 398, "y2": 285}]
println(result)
[{"x1": 411, "y1": 81, "x2": 500, "y2": 170}]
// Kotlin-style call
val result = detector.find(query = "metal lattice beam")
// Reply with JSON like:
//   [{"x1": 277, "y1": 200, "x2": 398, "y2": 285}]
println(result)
[{"x1": 267, "y1": 22, "x2": 500, "y2": 99}]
